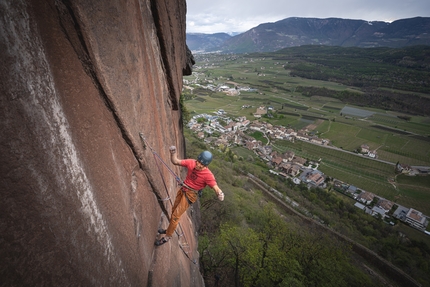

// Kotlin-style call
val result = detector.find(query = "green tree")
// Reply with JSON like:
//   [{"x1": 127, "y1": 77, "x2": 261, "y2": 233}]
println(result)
[
  {"x1": 219, "y1": 224, "x2": 260, "y2": 287},
  {"x1": 180, "y1": 93, "x2": 190, "y2": 123}
]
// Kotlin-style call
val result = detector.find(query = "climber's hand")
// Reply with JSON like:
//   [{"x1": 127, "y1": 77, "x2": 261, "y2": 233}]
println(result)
[
  {"x1": 169, "y1": 146, "x2": 176, "y2": 154},
  {"x1": 217, "y1": 192, "x2": 224, "y2": 201}
]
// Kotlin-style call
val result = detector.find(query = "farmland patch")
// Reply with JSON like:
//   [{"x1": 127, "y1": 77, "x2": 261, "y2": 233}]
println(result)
[{"x1": 341, "y1": 106, "x2": 375, "y2": 117}]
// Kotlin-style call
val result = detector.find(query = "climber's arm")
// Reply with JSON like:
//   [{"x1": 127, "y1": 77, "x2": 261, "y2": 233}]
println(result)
[
  {"x1": 169, "y1": 146, "x2": 182, "y2": 166},
  {"x1": 212, "y1": 185, "x2": 224, "y2": 201}
]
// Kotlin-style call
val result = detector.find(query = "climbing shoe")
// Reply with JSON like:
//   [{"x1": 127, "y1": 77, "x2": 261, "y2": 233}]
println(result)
[
  {"x1": 158, "y1": 229, "x2": 166, "y2": 234},
  {"x1": 155, "y1": 237, "x2": 169, "y2": 246}
]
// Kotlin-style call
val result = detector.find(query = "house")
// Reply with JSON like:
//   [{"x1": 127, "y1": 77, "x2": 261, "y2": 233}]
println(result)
[
  {"x1": 368, "y1": 150, "x2": 377, "y2": 158},
  {"x1": 280, "y1": 163, "x2": 301, "y2": 177},
  {"x1": 249, "y1": 122, "x2": 264, "y2": 131},
  {"x1": 333, "y1": 180, "x2": 343, "y2": 187},
  {"x1": 188, "y1": 123, "x2": 202, "y2": 131},
  {"x1": 405, "y1": 208, "x2": 428, "y2": 231},
  {"x1": 271, "y1": 156, "x2": 283, "y2": 167},
  {"x1": 360, "y1": 144, "x2": 369, "y2": 153},
  {"x1": 274, "y1": 131, "x2": 284, "y2": 140},
  {"x1": 279, "y1": 162, "x2": 291, "y2": 172},
  {"x1": 225, "y1": 88, "x2": 238, "y2": 96},
  {"x1": 371, "y1": 206, "x2": 387, "y2": 218},
  {"x1": 296, "y1": 132, "x2": 309, "y2": 141},
  {"x1": 245, "y1": 140, "x2": 261, "y2": 150},
  {"x1": 289, "y1": 165, "x2": 301, "y2": 177},
  {"x1": 283, "y1": 151, "x2": 295, "y2": 162},
  {"x1": 286, "y1": 129, "x2": 296, "y2": 136},
  {"x1": 277, "y1": 126, "x2": 287, "y2": 133},
  {"x1": 224, "y1": 122, "x2": 236, "y2": 132},
  {"x1": 346, "y1": 185, "x2": 359, "y2": 198},
  {"x1": 378, "y1": 199, "x2": 394, "y2": 212},
  {"x1": 392, "y1": 205, "x2": 410, "y2": 221},
  {"x1": 396, "y1": 163, "x2": 412, "y2": 174},
  {"x1": 214, "y1": 137, "x2": 229, "y2": 147},
  {"x1": 232, "y1": 135, "x2": 242, "y2": 145},
  {"x1": 310, "y1": 137, "x2": 323, "y2": 145},
  {"x1": 306, "y1": 171, "x2": 325, "y2": 187},
  {"x1": 260, "y1": 145, "x2": 271, "y2": 154},
  {"x1": 347, "y1": 185, "x2": 357, "y2": 194},
  {"x1": 358, "y1": 191, "x2": 375, "y2": 205},
  {"x1": 255, "y1": 106, "x2": 267, "y2": 115},
  {"x1": 270, "y1": 151, "x2": 280, "y2": 159},
  {"x1": 241, "y1": 120, "x2": 250, "y2": 127}
]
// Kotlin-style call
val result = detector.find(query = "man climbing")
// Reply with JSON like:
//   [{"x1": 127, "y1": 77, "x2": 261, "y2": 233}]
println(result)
[{"x1": 155, "y1": 146, "x2": 224, "y2": 246}]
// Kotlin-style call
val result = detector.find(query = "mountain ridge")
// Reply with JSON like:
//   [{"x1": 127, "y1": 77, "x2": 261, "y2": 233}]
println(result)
[{"x1": 187, "y1": 16, "x2": 430, "y2": 53}]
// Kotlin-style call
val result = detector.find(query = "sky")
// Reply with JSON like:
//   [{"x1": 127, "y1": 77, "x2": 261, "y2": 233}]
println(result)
[{"x1": 186, "y1": 0, "x2": 430, "y2": 34}]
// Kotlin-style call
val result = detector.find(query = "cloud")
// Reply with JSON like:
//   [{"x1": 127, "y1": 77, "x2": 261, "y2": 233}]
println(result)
[
  {"x1": 187, "y1": 13, "x2": 281, "y2": 34},
  {"x1": 186, "y1": 0, "x2": 430, "y2": 33}
]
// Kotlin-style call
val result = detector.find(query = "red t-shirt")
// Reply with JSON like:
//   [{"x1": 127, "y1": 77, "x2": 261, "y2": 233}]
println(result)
[{"x1": 181, "y1": 159, "x2": 217, "y2": 190}]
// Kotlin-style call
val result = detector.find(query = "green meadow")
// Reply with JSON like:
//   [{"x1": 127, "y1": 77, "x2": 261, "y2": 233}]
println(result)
[{"x1": 184, "y1": 53, "x2": 430, "y2": 215}]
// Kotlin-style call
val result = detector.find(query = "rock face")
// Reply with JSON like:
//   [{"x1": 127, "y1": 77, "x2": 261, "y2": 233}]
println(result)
[{"x1": 0, "y1": 0, "x2": 200, "y2": 286}]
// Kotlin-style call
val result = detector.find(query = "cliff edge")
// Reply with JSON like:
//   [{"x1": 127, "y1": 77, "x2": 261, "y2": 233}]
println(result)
[{"x1": 0, "y1": 0, "x2": 200, "y2": 286}]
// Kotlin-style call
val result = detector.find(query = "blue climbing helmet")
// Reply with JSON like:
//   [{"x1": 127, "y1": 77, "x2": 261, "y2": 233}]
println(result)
[{"x1": 197, "y1": 151, "x2": 213, "y2": 166}]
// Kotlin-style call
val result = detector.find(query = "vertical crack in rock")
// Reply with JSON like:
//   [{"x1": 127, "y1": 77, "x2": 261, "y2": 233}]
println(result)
[
  {"x1": 138, "y1": 136, "x2": 173, "y2": 218},
  {"x1": 55, "y1": 0, "x2": 181, "y2": 269},
  {"x1": 147, "y1": 178, "x2": 170, "y2": 218},
  {"x1": 55, "y1": 0, "x2": 142, "y2": 167},
  {"x1": 55, "y1": 2, "x2": 176, "y2": 258},
  {"x1": 149, "y1": 0, "x2": 179, "y2": 111}
]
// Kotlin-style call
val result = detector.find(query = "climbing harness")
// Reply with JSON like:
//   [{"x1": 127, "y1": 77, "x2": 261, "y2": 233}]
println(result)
[
  {"x1": 139, "y1": 132, "x2": 197, "y2": 265},
  {"x1": 181, "y1": 183, "x2": 203, "y2": 199}
]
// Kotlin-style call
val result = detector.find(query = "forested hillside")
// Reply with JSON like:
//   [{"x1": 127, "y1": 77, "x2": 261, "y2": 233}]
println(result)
[
  {"x1": 191, "y1": 17, "x2": 430, "y2": 53},
  {"x1": 270, "y1": 45, "x2": 430, "y2": 115},
  {"x1": 183, "y1": 130, "x2": 429, "y2": 287}
]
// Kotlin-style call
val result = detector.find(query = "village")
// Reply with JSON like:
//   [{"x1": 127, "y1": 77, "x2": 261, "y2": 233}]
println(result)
[{"x1": 187, "y1": 108, "x2": 429, "y2": 234}]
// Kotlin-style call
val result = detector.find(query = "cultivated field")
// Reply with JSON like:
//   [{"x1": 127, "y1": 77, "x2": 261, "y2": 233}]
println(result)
[{"x1": 184, "y1": 53, "x2": 430, "y2": 215}]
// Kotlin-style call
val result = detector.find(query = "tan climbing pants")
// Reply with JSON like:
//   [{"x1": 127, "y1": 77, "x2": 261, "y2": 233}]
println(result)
[{"x1": 166, "y1": 187, "x2": 198, "y2": 237}]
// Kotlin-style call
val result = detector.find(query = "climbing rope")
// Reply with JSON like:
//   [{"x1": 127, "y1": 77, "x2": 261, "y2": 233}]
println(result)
[
  {"x1": 139, "y1": 132, "x2": 197, "y2": 265},
  {"x1": 139, "y1": 132, "x2": 182, "y2": 185}
]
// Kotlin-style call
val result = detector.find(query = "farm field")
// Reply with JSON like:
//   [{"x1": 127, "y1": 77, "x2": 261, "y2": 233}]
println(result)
[{"x1": 183, "y1": 52, "x2": 430, "y2": 215}]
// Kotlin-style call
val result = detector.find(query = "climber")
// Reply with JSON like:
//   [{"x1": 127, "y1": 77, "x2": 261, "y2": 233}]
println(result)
[{"x1": 155, "y1": 146, "x2": 224, "y2": 246}]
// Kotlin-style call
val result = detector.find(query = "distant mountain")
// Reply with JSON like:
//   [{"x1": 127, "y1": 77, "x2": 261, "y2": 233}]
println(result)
[
  {"x1": 187, "y1": 17, "x2": 430, "y2": 53},
  {"x1": 186, "y1": 33, "x2": 231, "y2": 53}
]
